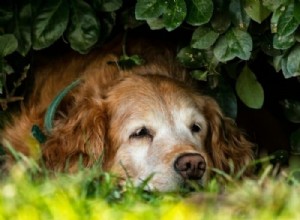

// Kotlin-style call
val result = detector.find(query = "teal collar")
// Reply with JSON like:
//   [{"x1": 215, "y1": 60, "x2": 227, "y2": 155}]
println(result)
[
  {"x1": 44, "y1": 79, "x2": 81, "y2": 134},
  {"x1": 31, "y1": 79, "x2": 81, "y2": 144}
]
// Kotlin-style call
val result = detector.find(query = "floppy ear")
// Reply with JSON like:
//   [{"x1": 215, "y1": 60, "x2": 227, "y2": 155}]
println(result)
[
  {"x1": 42, "y1": 89, "x2": 107, "y2": 172},
  {"x1": 201, "y1": 96, "x2": 254, "y2": 176}
]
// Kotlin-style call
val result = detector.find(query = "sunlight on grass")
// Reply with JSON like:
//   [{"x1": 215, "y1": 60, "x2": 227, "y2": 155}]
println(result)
[{"x1": 1, "y1": 157, "x2": 300, "y2": 219}]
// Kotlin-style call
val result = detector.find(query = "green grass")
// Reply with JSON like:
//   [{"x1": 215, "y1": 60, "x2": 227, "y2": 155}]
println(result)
[{"x1": 1, "y1": 157, "x2": 300, "y2": 220}]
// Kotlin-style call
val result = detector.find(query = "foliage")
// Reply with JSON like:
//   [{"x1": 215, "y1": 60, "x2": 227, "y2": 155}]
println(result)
[
  {"x1": 0, "y1": 1, "x2": 300, "y2": 151},
  {"x1": 0, "y1": 156, "x2": 300, "y2": 219}
]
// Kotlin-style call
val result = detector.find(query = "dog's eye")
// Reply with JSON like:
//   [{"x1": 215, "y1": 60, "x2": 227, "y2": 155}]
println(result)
[
  {"x1": 191, "y1": 123, "x2": 201, "y2": 133},
  {"x1": 130, "y1": 127, "x2": 152, "y2": 139}
]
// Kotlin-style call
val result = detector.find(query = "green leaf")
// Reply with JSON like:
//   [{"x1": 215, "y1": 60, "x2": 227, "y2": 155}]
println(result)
[
  {"x1": 260, "y1": 33, "x2": 281, "y2": 56},
  {"x1": 273, "y1": 33, "x2": 295, "y2": 49},
  {"x1": 176, "y1": 46, "x2": 205, "y2": 68},
  {"x1": 0, "y1": 2, "x2": 13, "y2": 31},
  {"x1": 286, "y1": 45, "x2": 300, "y2": 78},
  {"x1": 290, "y1": 128, "x2": 300, "y2": 155},
  {"x1": 0, "y1": 34, "x2": 18, "y2": 57},
  {"x1": 281, "y1": 99, "x2": 300, "y2": 123},
  {"x1": 12, "y1": 2, "x2": 32, "y2": 56},
  {"x1": 0, "y1": 59, "x2": 13, "y2": 95},
  {"x1": 229, "y1": 0, "x2": 250, "y2": 29},
  {"x1": 243, "y1": 0, "x2": 271, "y2": 23},
  {"x1": 236, "y1": 65, "x2": 264, "y2": 109},
  {"x1": 273, "y1": 55, "x2": 283, "y2": 72},
  {"x1": 66, "y1": 0, "x2": 100, "y2": 54},
  {"x1": 211, "y1": 11, "x2": 231, "y2": 33},
  {"x1": 32, "y1": 0, "x2": 69, "y2": 50},
  {"x1": 185, "y1": 0, "x2": 213, "y2": 26},
  {"x1": 121, "y1": 8, "x2": 145, "y2": 29},
  {"x1": 146, "y1": 18, "x2": 165, "y2": 30},
  {"x1": 163, "y1": 0, "x2": 186, "y2": 31},
  {"x1": 190, "y1": 70, "x2": 208, "y2": 81},
  {"x1": 295, "y1": 0, "x2": 300, "y2": 22},
  {"x1": 93, "y1": 0, "x2": 122, "y2": 12},
  {"x1": 277, "y1": 4, "x2": 299, "y2": 37},
  {"x1": 270, "y1": 6, "x2": 282, "y2": 33},
  {"x1": 0, "y1": 58, "x2": 14, "y2": 76},
  {"x1": 213, "y1": 28, "x2": 252, "y2": 62},
  {"x1": 118, "y1": 55, "x2": 144, "y2": 69},
  {"x1": 212, "y1": 75, "x2": 238, "y2": 119},
  {"x1": 262, "y1": 0, "x2": 288, "y2": 11},
  {"x1": 191, "y1": 26, "x2": 219, "y2": 49},
  {"x1": 135, "y1": 0, "x2": 167, "y2": 20},
  {"x1": 281, "y1": 54, "x2": 290, "y2": 77}
]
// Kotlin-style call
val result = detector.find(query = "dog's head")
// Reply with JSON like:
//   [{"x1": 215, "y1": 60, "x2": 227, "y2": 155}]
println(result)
[{"x1": 43, "y1": 74, "x2": 253, "y2": 191}]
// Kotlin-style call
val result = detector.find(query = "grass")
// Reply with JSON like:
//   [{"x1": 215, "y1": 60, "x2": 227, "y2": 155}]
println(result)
[{"x1": 1, "y1": 155, "x2": 300, "y2": 220}]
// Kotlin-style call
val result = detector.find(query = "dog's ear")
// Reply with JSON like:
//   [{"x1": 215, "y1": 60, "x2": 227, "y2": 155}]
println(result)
[
  {"x1": 42, "y1": 88, "x2": 107, "y2": 172},
  {"x1": 201, "y1": 96, "x2": 254, "y2": 176}
]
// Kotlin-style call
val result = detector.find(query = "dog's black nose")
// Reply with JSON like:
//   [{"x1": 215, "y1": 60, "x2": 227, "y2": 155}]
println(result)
[{"x1": 174, "y1": 153, "x2": 206, "y2": 180}]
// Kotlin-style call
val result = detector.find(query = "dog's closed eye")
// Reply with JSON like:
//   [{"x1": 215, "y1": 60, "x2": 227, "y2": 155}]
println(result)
[
  {"x1": 130, "y1": 127, "x2": 153, "y2": 139},
  {"x1": 191, "y1": 123, "x2": 201, "y2": 133}
]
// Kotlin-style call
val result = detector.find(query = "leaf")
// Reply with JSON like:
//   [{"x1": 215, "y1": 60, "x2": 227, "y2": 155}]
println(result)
[
  {"x1": 295, "y1": 0, "x2": 300, "y2": 22},
  {"x1": 211, "y1": 11, "x2": 231, "y2": 33},
  {"x1": 277, "y1": 4, "x2": 299, "y2": 37},
  {"x1": 280, "y1": 99, "x2": 300, "y2": 123},
  {"x1": 163, "y1": 0, "x2": 186, "y2": 31},
  {"x1": 191, "y1": 26, "x2": 219, "y2": 49},
  {"x1": 236, "y1": 65, "x2": 264, "y2": 109},
  {"x1": 12, "y1": 2, "x2": 32, "y2": 56},
  {"x1": 135, "y1": 0, "x2": 166, "y2": 20},
  {"x1": 0, "y1": 59, "x2": 13, "y2": 95},
  {"x1": 273, "y1": 33, "x2": 295, "y2": 49},
  {"x1": 290, "y1": 128, "x2": 300, "y2": 155},
  {"x1": 0, "y1": 2, "x2": 13, "y2": 30},
  {"x1": 32, "y1": 0, "x2": 69, "y2": 50},
  {"x1": 0, "y1": 34, "x2": 18, "y2": 57},
  {"x1": 93, "y1": 0, "x2": 122, "y2": 12},
  {"x1": 260, "y1": 33, "x2": 281, "y2": 56},
  {"x1": 212, "y1": 75, "x2": 238, "y2": 119},
  {"x1": 1, "y1": 59, "x2": 14, "y2": 75},
  {"x1": 262, "y1": 0, "x2": 288, "y2": 11},
  {"x1": 66, "y1": 0, "x2": 100, "y2": 54},
  {"x1": 121, "y1": 8, "x2": 145, "y2": 29},
  {"x1": 229, "y1": 0, "x2": 250, "y2": 30},
  {"x1": 286, "y1": 45, "x2": 300, "y2": 78},
  {"x1": 176, "y1": 46, "x2": 205, "y2": 68},
  {"x1": 213, "y1": 28, "x2": 252, "y2": 62},
  {"x1": 190, "y1": 70, "x2": 208, "y2": 81},
  {"x1": 146, "y1": 18, "x2": 165, "y2": 30},
  {"x1": 243, "y1": 0, "x2": 271, "y2": 23},
  {"x1": 118, "y1": 55, "x2": 144, "y2": 69},
  {"x1": 185, "y1": 0, "x2": 213, "y2": 26},
  {"x1": 270, "y1": 6, "x2": 282, "y2": 33},
  {"x1": 273, "y1": 54, "x2": 283, "y2": 72}
]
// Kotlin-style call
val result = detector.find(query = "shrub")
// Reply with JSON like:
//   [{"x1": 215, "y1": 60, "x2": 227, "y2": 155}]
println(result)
[{"x1": 0, "y1": 0, "x2": 299, "y2": 157}]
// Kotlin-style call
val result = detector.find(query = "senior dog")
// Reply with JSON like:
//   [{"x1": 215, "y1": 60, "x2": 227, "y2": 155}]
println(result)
[{"x1": 0, "y1": 35, "x2": 253, "y2": 191}]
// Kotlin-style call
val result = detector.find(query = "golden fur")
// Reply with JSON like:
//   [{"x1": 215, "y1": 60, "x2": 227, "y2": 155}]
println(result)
[{"x1": 0, "y1": 36, "x2": 253, "y2": 191}]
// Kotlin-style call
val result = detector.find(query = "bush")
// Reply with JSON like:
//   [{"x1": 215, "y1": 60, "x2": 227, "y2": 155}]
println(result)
[{"x1": 0, "y1": 0, "x2": 300, "y2": 157}]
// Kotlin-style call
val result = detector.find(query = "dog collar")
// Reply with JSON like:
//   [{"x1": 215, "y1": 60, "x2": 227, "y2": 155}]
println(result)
[
  {"x1": 44, "y1": 79, "x2": 81, "y2": 134},
  {"x1": 31, "y1": 79, "x2": 81, "y2": 144}
]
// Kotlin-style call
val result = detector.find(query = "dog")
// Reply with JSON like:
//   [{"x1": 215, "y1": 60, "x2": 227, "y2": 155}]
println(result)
[{"x1": 0, "y1": 35, "x2": 253, "y2": 191}]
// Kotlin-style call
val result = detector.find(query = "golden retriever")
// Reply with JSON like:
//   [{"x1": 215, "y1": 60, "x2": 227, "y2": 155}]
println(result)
[{"x1": 0, "y1": 35, "x2": 253, "y2": 191}]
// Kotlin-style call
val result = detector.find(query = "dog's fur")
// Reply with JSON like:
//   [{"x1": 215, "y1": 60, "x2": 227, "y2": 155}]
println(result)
[{"x1": 0, "y1": 36, "x2": 253, "y2": 191}]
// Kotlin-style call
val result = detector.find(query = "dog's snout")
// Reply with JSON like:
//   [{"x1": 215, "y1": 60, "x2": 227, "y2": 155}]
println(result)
[{"x1": 174, "y1": 153, "x2": 206, "y2": 180}]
